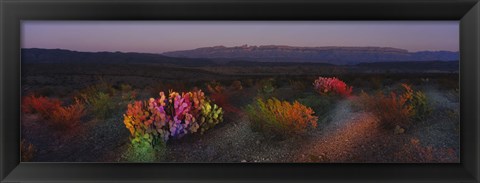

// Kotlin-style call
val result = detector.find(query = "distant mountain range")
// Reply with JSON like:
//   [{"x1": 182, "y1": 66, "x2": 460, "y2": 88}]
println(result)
[
  {"x1": 21, "y1": 48, "x2": 458, "y2": 73},
  {"x1": 163, "y1": 45, "x2": 459, "y2": 65},
  {"x1": 22, "y1": 46, "x2": 459, "y2": 66},
  {"x1": 21, "y1": 48, "x2": 217, "y2": 67}
]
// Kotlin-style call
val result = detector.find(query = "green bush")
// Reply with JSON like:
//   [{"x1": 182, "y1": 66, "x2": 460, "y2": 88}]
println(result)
[
  {"x1": 297, "y1": 94, "x2": 334, "y2": 117},
  {"x1": 125, "y1": 132, "x2": 165, "y2": 162},
  {"x1": 82, "y1": 92, "x2": 115, "y2": 119}
]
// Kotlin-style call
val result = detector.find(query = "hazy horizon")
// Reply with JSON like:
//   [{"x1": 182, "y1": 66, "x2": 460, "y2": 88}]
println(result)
[
  {"x1": 22, "y1": 45, "x2": 460, "y2": 55},
  {"x1": 22, "y1": 21, "x2": 459, "y2": 54}
]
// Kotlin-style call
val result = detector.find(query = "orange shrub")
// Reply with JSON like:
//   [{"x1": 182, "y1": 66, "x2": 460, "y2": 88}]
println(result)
[
  {"x1": 50, "y1": 99, "x2": 86, "y2": 129},
  {"x1": 355, "y1": 84, "x2": 431, "y2": 129},
  {"x1": 355, "y1": 87, "x2": 414, "y2": 129},
  {"x1": 246, "y1": 98, "x2": 318, "y2": 137}
]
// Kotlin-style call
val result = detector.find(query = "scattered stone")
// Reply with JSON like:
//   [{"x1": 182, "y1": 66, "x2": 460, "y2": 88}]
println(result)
[
  {"x1": 394, "y1": 125, "x2": 405, "y2": 134},
  {"x1": 241, "y1": 159, "x2": 247, "y2": 162}
]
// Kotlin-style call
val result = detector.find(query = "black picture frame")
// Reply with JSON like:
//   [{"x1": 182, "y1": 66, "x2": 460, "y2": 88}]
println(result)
[{"x1": 1, "y1": 0, "x2": 479, "y2": 182}]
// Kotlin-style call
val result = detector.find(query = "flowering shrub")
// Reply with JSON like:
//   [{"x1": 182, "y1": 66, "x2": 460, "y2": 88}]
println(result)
[
  {"x1": 22, "y1": 95, "x2": 62, "y2": 118},
  {"x1": 366, "y1": 91, "x2": 414, "y2": 129},
  {"x1": 123, "y1": 90, "x2": 223, "y2": 149},
  {"x1": 50, "y1": 99, "x2": 86, "y2": 129},
  {"x1": 354, "y1": 84, "x2": 429, "y2": 129},
  {"x1": 400, "y1": 84, "x2": 432, "y2": 120},
  {"x1": 22, "y1": 95, "x2": 86, "y2": 129},
  {"x1": 313, "y1": 77, "x2": 352, "y2": 97},
  {"x1": 246, "y1": 98, "x2": 318, "y2": 137}
]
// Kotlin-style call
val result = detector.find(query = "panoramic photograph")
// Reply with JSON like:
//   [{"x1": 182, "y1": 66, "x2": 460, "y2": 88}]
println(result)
[{"x1": 20, "y1": 21, "x2": 459, "y2": 163}]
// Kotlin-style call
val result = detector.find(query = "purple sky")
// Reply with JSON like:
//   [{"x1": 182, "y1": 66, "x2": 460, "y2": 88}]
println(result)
[{"x1": 21, "y1": 21, "x2": 459, "y2": 53}]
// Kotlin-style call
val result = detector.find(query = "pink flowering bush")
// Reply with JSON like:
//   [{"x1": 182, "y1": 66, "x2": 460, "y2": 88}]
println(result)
[
  {"x1": 313, "y1": 77, "x2": 352, "y2": 97},
  {"x1": 123, "y1": 90, "x2": 223, "y2": 150}
]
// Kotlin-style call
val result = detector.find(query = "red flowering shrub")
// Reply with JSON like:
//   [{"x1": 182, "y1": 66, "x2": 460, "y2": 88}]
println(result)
[
  {"x1": 313, "y1": 77, "x2": 352, "y2": 97},
  {"x1": 22, "y1": 95, "x2": 86, "y2": 129},
  {"x1": 22, "y1": 95, "x2": 62, "y2": 118},
  {"x1": 206, "y1": 81, "x2": 239, "y2": 113}
]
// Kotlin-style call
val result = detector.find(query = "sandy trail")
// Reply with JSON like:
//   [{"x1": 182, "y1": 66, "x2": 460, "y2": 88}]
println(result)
[{"x1": 295, "y1": 98, "x2": 386, "y2": 162}]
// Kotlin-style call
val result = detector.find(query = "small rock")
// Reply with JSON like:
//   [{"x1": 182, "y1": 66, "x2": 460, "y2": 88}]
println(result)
[
  {"x1": 394, "y1": 125, "x2": 405, "y2": 134},
  {"x1": 241, "y1": 160, "x2": 247, "y2": 162},
  {"x1": 256, "y1": 140, "x2": 260, "y2": 145}
]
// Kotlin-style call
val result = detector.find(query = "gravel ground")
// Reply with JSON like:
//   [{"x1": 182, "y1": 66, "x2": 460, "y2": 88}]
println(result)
[
  {"x1": 163, "y1": 113, "x2": 306, "y2": 162},
  {"x1": 21, "y1": 109, "x2": 130, "y2": 162}
]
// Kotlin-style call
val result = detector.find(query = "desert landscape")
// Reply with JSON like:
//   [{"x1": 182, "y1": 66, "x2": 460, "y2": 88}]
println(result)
[
  {"x1": 20, "y1": 21, "x2": 459, "y2": 163},
  {"x1": 20, "y1": 46, "x2": 459, "y2": 163}
]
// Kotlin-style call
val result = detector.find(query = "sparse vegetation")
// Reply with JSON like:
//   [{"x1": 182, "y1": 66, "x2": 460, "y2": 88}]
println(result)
[{"x1": 21, "y1": 53, "x2": 459, "y2": 163}]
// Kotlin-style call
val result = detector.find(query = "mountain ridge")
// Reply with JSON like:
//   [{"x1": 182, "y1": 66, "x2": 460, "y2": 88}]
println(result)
[
  {"x1": 21, "y1": 47, "x2": 459, "y2": 66},
  {"x1": 163, "y1": 45, "x2": 458, "y2": 65}
]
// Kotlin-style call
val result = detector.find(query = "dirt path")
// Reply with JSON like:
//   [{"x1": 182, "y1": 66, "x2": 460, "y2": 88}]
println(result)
[{"x1": 295, "y1": 98, "x2": 387, "y2": 162}]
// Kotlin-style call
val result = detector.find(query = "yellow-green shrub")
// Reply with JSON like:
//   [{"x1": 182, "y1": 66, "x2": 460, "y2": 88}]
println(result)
[
  {"x1": 81, "y1": 92, "x2": 114, "y2": 119},
  {"x1": 246, "y1": 98, "x2": 318, "y2": 137}
]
